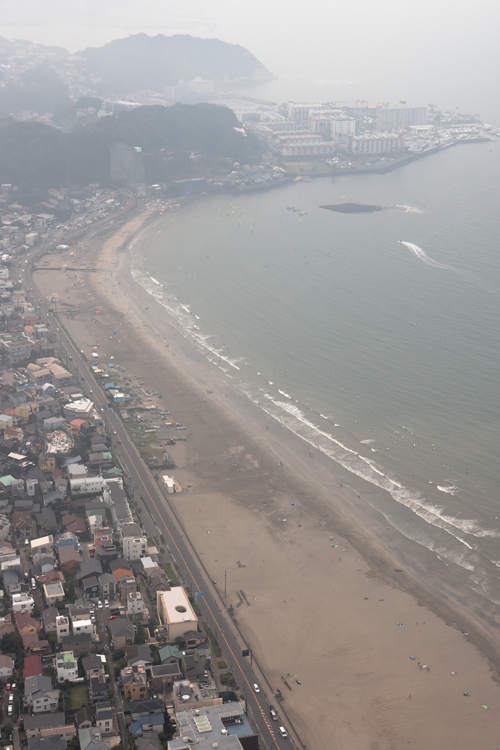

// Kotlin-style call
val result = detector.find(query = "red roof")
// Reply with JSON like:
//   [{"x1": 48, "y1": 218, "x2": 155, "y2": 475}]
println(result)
[
  {"x1": 112, "y1": 567, "x2": 133, "y2": 583},
  {"x1": 22, "y1": 634, "x2": 39, "y2": 648},
  {"x1": 23, "y1": 654, "x2": 42, "y2": 679},
  {"x1": 62, "y1": 514, "x2": 87, "y2": 534},
  {"x1": 15, "y1": 610, "x2": 37, "y2": 631}
]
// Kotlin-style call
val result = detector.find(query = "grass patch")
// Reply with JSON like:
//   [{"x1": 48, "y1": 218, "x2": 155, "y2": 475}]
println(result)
[
  {"x1": 69, "y1": 684, "x2": 90, "y2": 709},
  {"x1": 162, "y1": 563, "x2": 179, "y2": 587},
  {"x1": 218, "y1": 660, "x2": 227, "y2": 670},
  {"x1": 202, "y1": 621, "x2": 222, "y2": 658}
]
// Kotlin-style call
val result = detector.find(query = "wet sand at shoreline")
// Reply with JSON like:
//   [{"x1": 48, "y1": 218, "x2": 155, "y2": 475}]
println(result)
[{"x1": 35, "y1": 208, "x2": 500, "y2": 750}]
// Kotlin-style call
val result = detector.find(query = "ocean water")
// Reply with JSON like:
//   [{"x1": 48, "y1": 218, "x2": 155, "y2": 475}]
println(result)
[{"x1": 130, "y1": 142, "x2": 500, "y2": 604}]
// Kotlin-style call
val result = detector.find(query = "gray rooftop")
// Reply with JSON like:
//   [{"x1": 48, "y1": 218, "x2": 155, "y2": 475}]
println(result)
[
  {"x1": 25, "y1": 674, "x2": 52, "y2": 696},
  {"x1": 82, "y1": 654, "x2": 104, "y2": 672},
  {"x1": 42, "y1": 606, "x2": 59, "y2": 628},
  {"x1": 108, "y1": 616, "x2": 134, "y2": 638},
  {"x1": 169, "y1": 704, "x2": 245, "y2": 750},
  {"x1": 24, "y1": 713, "x2": 66, "y2": 730},
  {"x1": 75, "y1": 559, "x2": 103, "y2": 580}
]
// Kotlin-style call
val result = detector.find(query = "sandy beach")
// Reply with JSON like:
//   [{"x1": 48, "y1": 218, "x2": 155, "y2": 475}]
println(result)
[{"x1": 35, "y1": 207, "x2": 500, "y2": 750}]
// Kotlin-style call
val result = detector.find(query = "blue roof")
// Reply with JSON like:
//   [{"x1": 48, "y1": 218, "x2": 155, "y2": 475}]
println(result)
[{"x1": 130, "y1": 715, "x2": 165, "y2": 736}]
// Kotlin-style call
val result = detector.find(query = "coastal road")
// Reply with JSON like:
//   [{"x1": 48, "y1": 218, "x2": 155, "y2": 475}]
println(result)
[{"x1": 25, "y1": 213, "x2": 300, "y2": 750}]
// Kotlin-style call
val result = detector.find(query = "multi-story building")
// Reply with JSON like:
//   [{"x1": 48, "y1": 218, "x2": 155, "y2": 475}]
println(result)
[
  {"x1": 56, "y1": 615, "x2": 70, "y2": 643},
  {"x1": 127, "y1": 591, "x2": 145, "y2": 619},
  {"x1": 122, "y1": 535, "x2": 148, "y2": 561},
  {"x1": 108, "y1": 616, "x2": 135, "y2": 649},
  {"x1": 330, "y1": 116, "x2": 357, "y2": 141},
  {"x1": 95, "y1": 703, "x2": 115, "y2": 735},
  {"x1": 121, "y1": 666, "x2": 149, "y2": 701},
  {"x1": 280, "y1": 140, "x2": 337, "y2": 158},
  {"x1": 104, "y1": 480, "x2": 133, "y2": 530},
  {"x1": 69, "y1": 476, "x2": 105, "y2": 496},
  {"x1": 348, "y1": 132, "x2": 405, "y2": 154},
  {"x1": 73, "y1": 619, "x2": 94, "y2": 638},
  {"x1": 376, "y1": 106, "x2": 427, "y2": 132},
  {"x1": 25, "y1": 674, "x2": 60, "y2": 713},
  {"x1": 12, "y1": 592, "x2": 35, "y2": 613},
  {"x1": 0, "y1": 335, "x2": 33, "y2": 364},
  {"x1": 156, "y1": 588, "x2": 198, "y2": 642},
  {"x1": 56, "y1": 651, "x2": 78, "y2": 682}
]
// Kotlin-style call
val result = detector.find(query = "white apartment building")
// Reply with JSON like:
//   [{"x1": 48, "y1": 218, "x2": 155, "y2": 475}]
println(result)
[
  {"x1": 56, "y1": 615, "x2": 70, "y2": 642},
  {"x1": 70, "y1": 477, "x2": 105, "y2": 496},
  {"x1": 280, "y1": 141, "x2": 337, "y2": 157},
  {"x1": 122, "y1": 535, "x2": 148, "y2": 561},
  {"x1": 376, "y1": 106, "x2": 427, "y2": 131},
  {"x1": 127, "y1": 591, "x2": 145, "y2": 618},
  {"x1": 73, "y1": 619, "x2": 94, "y2": 637},
  {"x1": 12, "y1": 592, "x2": 34, "y2": 613},
  {"x1": 330, "y1": 116, "x2": 357, "y2": 140},
  {"x1": 56, "y1": 651, "x2": 78, "y2": 682},
  {"x1": 348, "y1": 132, "x2": 405, "y2": 154}
]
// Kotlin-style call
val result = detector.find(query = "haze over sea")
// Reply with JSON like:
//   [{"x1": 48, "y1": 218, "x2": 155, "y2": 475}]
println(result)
[{"x1": 130, "y1": 139, "x2": 500, "y2": 606}]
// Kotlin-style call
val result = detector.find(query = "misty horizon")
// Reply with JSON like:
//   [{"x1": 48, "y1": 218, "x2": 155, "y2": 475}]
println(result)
[{"x1": 1, "y1": 0, "x2": 499, "y2": 120}]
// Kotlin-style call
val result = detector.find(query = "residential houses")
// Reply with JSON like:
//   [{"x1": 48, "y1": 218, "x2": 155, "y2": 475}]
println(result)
[
  {"x1": 25, "y1": 674, "x2": 60, "y2": 713},
  {"x1": 108, "y1": 616, "x2": 135, "y2": 648},
  {"x1": 0, "y1": 653, "x2": 14, "y2": 679}
]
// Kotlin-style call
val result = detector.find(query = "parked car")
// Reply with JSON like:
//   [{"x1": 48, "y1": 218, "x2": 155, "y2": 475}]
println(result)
[
  {"x1": 279, "y1": 727, "x2": 288, "y2": 738},
  {"x1": 108, "y1": 615, "x2": 118, "y2": 621},
  {"x1": 97, "y1": 601, "x2": 103, "y2": 609},
  {"x1": 6, "y1": 683, "x2": 10, "y2": 690},
  {"x1": 104, "y1": 599, "x2": 109, "y2": 607}
]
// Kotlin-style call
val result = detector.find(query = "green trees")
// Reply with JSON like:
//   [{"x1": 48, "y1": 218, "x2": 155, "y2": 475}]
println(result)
[
  {"x1": 0, "y1": 632, "x2": 24, "y2": 664},
  {"x1": 0, "y1": 103, "x2": 263, "y2": 190},
  {"x1": 79, "y1": 33, "x2": 269, "y2": 92}
]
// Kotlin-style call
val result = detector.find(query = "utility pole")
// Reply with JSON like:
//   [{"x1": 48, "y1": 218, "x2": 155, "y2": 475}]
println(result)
[{"x1": 224, "y1": 570, "x2": 227, "y2": 598}]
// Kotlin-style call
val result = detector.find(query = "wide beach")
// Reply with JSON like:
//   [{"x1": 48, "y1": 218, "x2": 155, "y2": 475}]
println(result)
[{"x1": 35, "y1": 202, "x2": 500, "y2": 750}]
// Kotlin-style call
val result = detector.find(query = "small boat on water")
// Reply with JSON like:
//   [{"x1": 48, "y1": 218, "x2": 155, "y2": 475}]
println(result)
[
  {"x1": 286, "y1": 205, "x2": 294, "y2": 210},
  {"x1": 292, "y1": 207, "x2": 300, "y2": 212},
  {"x1": 298, "y1": 211, "x2": 308, "y2": 216}
]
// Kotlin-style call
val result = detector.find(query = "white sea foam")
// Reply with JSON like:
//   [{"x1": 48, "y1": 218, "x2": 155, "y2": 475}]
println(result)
[
  {"x1": 254, "y1": 394, "x2": 492, "y2": 550},
  {"x1": 396, "y1": 204, "x2": 424, "y2": 213},
  {"x1": 129, "y1": 232, "x2": 496, "y2": 593},
  {"x1": 437, "y1": 484, "x2": 458, "y2": 495},
  {"x1": 398, "y1": 241, "x2": 454, "y2": 270}
]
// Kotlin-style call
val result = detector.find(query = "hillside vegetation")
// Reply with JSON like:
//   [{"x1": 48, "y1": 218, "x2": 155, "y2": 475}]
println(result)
[
  {"x1": 78, "y1": 33, "x2": 271, "y2": 92},
  {"x1": 0, "y1": 104, "x2": 263, "y2": 189}
]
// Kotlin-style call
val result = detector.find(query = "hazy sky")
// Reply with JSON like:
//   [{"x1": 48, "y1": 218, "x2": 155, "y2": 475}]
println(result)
[{"x1": 1, "y1": 0, "x2": 498, "y2": 118}]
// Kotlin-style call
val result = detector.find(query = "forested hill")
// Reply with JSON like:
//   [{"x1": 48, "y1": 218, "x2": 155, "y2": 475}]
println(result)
[
  {"x1": 0, "y1": 103, "x2": 263, "y2": 189},
  {"x1": 78, "y1": 34, "x2": 271, "y2": 93}
]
